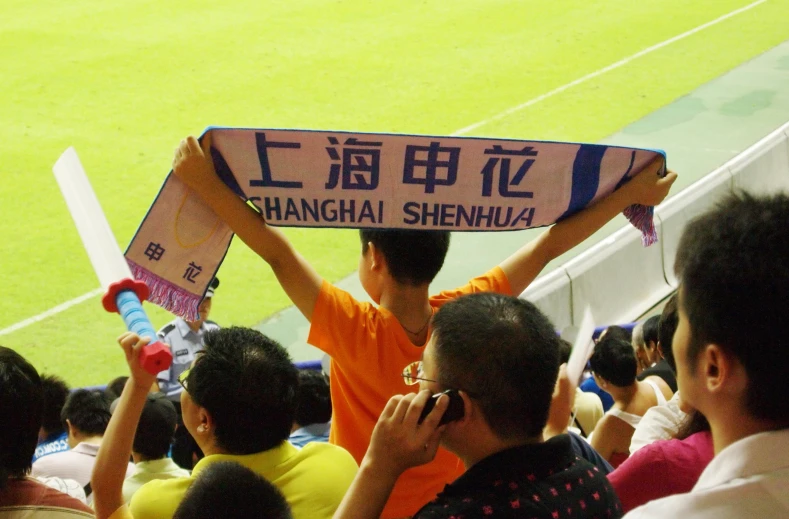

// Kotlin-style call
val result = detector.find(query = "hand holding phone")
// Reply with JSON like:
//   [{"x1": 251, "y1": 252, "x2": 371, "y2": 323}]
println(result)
[{"x1": 418, "y1": 389, "x2": 464, "y2": 425}]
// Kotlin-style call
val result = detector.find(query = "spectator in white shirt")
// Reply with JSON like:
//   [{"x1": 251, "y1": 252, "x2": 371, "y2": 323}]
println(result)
[
  {"x1": 624, "y1": 192, "x2": 789, "y2": 518},
  {"x1": 32, "y1": 389, "x2": 133, "y2": 503}
]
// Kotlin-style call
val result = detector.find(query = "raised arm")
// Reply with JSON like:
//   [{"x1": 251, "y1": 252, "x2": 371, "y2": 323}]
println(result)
[
  {"x1": 173, "y1": 135, "x2": 323, "y2": 320},
  {"x1": 500, "y1": 157, "x2": 677, "y2": 295},
  {"x1": 334, "y1": 391, "x2": 448, "y2": 519},
  {"x1": 92, "y1": 333, "x2": 155, "y2": 519}
]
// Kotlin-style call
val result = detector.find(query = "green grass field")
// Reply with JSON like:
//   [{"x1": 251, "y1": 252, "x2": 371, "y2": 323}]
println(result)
[{"x1": 3, "y1": 0, "x2": 788, "y2": 386}]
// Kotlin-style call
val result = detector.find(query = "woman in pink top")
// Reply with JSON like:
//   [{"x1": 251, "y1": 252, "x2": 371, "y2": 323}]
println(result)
[{"x1": 607, "y1": 411, "x2": 714, "y2": 513}]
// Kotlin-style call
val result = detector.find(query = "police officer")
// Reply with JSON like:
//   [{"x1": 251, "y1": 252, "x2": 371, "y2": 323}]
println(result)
[
  {"x1": 156, "y1": 277, "x2": 220, "y2": 470},
  {"x1": 156, "y1": 277, "x2": 220, "y2": 405}
]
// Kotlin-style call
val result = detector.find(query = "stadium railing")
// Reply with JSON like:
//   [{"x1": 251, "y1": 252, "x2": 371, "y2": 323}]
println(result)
[{"x1": 521, "y1": 120, "x2": 789, "y2": 332}]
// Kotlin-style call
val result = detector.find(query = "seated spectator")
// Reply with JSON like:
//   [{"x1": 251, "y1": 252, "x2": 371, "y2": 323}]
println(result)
[
  {"x1": 129, "y1": 327, "x2": 357, "y2": 519},
  {"x1": 639, "y1": 315, "x2": 661, "y2": 368},
  {"x1": 628, "y1": 298, "x2": 685, "y2": 454},
  {"x1": 33, "y1": 374, "x2": 71, "y2": 462},
  {"x1": 608, "y1": 410, "x2": 713, "y2": 513},
  {"x1": 289, "y1": 369, "x2": 331, "y2": 448},
  {"x1": 597, "y1": 325, "x2": 632, "y2": 344},
  {"x1": 580, "y1": 372, "x2": 614, "y2": 412},
  {"x1": 558, "y1": 339, "x2": 604, "y2": 437},
  {"x1": 105, "y1": 376, "x2": 129, "y2": 401},
  {"x1": 32, "y1": 389, "x2": 133, "y2": 502},
  {"x1": 335, "y1": 293, "x2": 622, "y2": 519},
  {"x1": 0, "y1": 346, "x2": 93, "y2": 517},
  {"x1": 589, "y1": 336, "x2": 666, "y2": 467},
  {"x1": 121, "y1": 393, "x2": 189, "y2": 503},
  {"x1": 636, "y1": 299, "x2": 678, "y2": 392},
  {"x1": 93, "y1": 333, "x2": 292, "y2": 519},
  {"x1": 623, "y1": 193, "x2": 789, "y2": 518},
  {"x1": 630, "y1": 322, "x2": 649, "y2": 374}
]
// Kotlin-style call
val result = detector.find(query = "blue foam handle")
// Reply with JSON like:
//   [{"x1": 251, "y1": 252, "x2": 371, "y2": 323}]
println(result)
[{"x1": 116, "y1": 289, "x2": 157, "y2": 341}]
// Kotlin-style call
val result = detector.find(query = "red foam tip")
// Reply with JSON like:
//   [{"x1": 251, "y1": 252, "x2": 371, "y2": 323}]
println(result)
[
  {"x1": 139, "y1": 341, "x2": 173, "y2": 374},
  {"x1": 102, "y1": 278, "x2": 151, "y2": 313}
]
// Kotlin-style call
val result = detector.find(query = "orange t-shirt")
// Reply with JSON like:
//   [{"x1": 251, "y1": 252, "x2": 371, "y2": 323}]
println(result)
[{"x1": 307, "y1": 267, "x2": 512, "y2": 518}]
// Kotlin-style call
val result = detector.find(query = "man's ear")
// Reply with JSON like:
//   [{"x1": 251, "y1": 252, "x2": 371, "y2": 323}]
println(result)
[
  {"x1": 702, "y1": 344, "x2": 745, "y2": 396},
  {"x1": 656, "y1": 340, "x2": 665, "y2": 359},
  {"x1": 65, "y1": 419, "x2": 74, "y2": 436},
  {"x1": 196, "y1": 407, "x2": 215, "y2": 435},
  {"x1": 367, "y1": 242, "x2": 386, "y2": 272},
  {"x1": 452, "y1": 391, "x2": 474, "y2": 427}
]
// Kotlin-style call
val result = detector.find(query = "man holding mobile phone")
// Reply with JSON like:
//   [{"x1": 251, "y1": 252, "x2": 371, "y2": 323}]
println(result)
[{"x1": 334, "y1": 293, "x2": 622, "y2": 519}]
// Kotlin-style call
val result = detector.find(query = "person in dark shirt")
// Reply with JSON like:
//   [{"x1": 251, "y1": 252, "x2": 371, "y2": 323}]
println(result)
[
  {"x1": 636, "y1": 297, "x2": 678, "y2": 392},
  {"x1": 335, "y1": 293, "x2": 622, "y2": 519}
]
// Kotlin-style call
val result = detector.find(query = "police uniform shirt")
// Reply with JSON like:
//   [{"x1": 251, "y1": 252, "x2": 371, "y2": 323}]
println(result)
[{"x1": 156, "y1": 317, "x2": 220, "y2": 401}]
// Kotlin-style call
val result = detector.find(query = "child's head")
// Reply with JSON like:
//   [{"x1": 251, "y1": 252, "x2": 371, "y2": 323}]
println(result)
[{"x1": 358, "y1": 229, "x2": 450, "y2": 288}]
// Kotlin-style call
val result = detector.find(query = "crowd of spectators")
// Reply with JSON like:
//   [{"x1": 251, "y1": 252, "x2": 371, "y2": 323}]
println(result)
[{"x1": 2, "y1": 138, "x2": 787, "y2": 519}]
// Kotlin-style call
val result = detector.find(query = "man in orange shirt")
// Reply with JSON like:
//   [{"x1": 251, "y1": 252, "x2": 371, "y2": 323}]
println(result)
[{"x1": 172, "y1": 135, "x2": 675, "y2": 518}]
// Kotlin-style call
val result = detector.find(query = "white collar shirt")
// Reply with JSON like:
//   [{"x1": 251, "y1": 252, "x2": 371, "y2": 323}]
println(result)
[{"x1": 624, "y1": 428, "x2": 789, "y2": 518}]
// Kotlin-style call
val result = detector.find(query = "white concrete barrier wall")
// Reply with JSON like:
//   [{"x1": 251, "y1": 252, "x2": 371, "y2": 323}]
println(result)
[
  {"x1": 521, "y1": 120, "x2": 789, "y2": 330},
  {"x1": 520, "y1": 267, "x2": 573, "y2": 331}
]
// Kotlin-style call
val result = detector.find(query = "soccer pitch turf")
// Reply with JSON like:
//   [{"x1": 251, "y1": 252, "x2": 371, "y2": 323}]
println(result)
[{"x1": 2, "y1": 0, "x2": 788, "y2": 386}]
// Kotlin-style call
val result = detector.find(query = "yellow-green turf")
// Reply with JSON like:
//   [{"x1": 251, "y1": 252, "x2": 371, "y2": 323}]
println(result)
[{"x1": 2, "y1": 0, "x2": 788, "y2": 385}]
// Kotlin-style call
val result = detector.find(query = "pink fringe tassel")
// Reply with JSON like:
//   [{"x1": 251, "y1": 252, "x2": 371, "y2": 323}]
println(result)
[
  {"x1": 127, "y1": 260, "x2": 201, "y2": 321},
  {"x1": 623, "y1": 204, "x2": 658, "y2": 247}
]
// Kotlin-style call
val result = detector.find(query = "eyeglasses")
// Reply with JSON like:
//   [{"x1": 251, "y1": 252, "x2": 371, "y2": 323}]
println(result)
[
  {"x1": 178, "y1": 368, "x2": 191, "y2": 392},
  {"x1": 401, "y1": 361, "x2": 438, "y2": 385}
]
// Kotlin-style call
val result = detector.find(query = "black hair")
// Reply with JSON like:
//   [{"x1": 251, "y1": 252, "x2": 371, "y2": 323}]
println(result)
[
  {"x1": 188, "y1": 327, "x2": 299, "y2": 454},
  {"x1": 359, "y1": 229, "x2": 450, "y2": 285},
  {"x1": 133, "y1": 394, "x2": 178, "y2": 461},
  {"x1": 589, "y1": 336, "x2": 638, "y2": 387},
  {"x1": 658, "y1": 294, "x2": 678, "y2": 372},
  {"x1": 642, "y1": 315, "x2": 660, "y2": 348},
  {"x1": 40, "y1": 374, "x2": 70, "y2": 436},
  {"x1": 0, "y1": 346, "x2": 43, "y2": 488},
  {"x1": 294, "y1": 370, "x2": 331, "y2": 427},
  {"x1": 174, "y1": 461, "x2": 291, "y2": 519},
  {"x1": 600, "y1": 325, "x2": 632, "y2": 343},
  {"x1": 61, "y1": 389, "x2": 111, "y2": 437},
  {"x1": 674, "y1": 192, "x2": 789, "y2": 425},
  {"x1": 675, "y1": 409, "x2": 710, "y2": 441},
  {"x1": 432, "y1": 293, "x2": 560, "y2": 439},
  {"x1": 557, "y1": 339, "x2": 573, "y2": 365},
  {"x1": 104, "y1": 376, "x2": 128, "y2": 401}
]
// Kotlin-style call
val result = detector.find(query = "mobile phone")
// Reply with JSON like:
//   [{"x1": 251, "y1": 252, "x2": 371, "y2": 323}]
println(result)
[{"x1": 418, "y1": 389, "x2": 464, "y2": 426}]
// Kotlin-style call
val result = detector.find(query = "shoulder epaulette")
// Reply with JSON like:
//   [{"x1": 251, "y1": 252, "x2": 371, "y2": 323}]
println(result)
[{"x1": 157, "y1": 323, "x2": 177, "y2": 338}]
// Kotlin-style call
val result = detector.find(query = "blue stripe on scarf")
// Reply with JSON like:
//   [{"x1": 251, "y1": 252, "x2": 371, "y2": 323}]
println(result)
[{"x1": 559, "y1": 145, "x2": 605, "y2": 220}]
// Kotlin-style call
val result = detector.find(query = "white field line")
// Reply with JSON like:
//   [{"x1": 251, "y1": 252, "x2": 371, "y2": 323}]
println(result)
[
  {"x1": 0, "y1": 0, "x2": 769, "y2": 338},
  {"x1": 0, "y1": 288, "x2": 103, "y2": 336},
  {"x1": 451, "y1": 0, "x2": 769, "y2": 136}
]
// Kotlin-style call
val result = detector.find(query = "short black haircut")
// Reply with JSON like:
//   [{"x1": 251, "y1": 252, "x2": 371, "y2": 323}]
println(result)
[
  {"x1": 675, "y1": 192, "x2": 789, "y2": 425},
  {"x1": 174, "y1": 461, "x2": 291, "y2": 519},
  {"x1": 61, "y1": 390, "x2": 111, "y2": 437},
  {"x1": 359, "y1": 229, "x2": 450, "y2": 285},
  {"x1": 104, "y1": 376, "x2": 128, "y2": 401},
  {"x1": 133, "y1": 393, "x2": 178, "y2": 461},
  {"x1": 600, "y1": 325, "x2": 632, "y2": 343},
  {"x1": 590, "y1": 336, "x2": 638, "y2": 387},
  {"x1": 40, "y1": 374, "x2": 70, "y2": 436},
  {"x1": 0, "y1": 347, "x2": 43, "y2": 488},
  {"x1": 432, "y1": 293, "x2": 560, "y2": 439},
  {"x1": 188, "y1": 327, "x2": 299, "y2": 454},
  {"x1": 658, "y1": 294, "x2": 678, "y2": 372},
  {"x1": 294, "y1": 370, "x2": 331, "y2": 427},
  {"x1": 642, "y1": 315, "x2": 661, "y2": 347},
  {"x1": 557, "y1": 339, "x2": 573, "y2": 365}
]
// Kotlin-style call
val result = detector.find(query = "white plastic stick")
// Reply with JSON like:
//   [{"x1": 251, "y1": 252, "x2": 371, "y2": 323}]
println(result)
[
  {"x1": 566, "y1": 307, "x2": 596, "y2": 387},
  {"x1": 52, "y1": 147, "x2": 132, "y2": 291}
]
